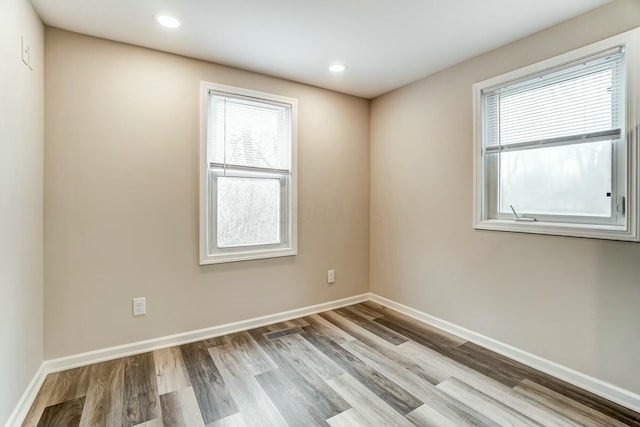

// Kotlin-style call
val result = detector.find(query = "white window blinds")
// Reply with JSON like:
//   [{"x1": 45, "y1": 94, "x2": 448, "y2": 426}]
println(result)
[
  {"x1": 210, "y1": 93, "x2": 291, "y2": 172},
  {"x1": 483, "y1": 47, "x2": 624, "y2": 155}
]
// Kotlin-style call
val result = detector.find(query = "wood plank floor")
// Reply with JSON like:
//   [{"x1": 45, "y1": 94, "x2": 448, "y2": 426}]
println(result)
[{"x1": 23, "y1": 302, "x2": 640, "y2": 426}]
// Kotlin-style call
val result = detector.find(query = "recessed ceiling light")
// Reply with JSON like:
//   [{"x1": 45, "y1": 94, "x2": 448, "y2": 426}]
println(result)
[
  {"x1": 329, "y1": 64, "x2": 347, "y2": 73},
  {"x1": 154, "y1": 13, "x2": 180, "y2": 29}
]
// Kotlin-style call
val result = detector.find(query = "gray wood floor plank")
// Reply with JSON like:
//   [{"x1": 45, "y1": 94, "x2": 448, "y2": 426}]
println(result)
[
  {"x1": 266, "y1": 336, "x2": 350, "y2": 416},
  {"x1": 534, "y1": 380, "x2": 640, "y2": 426},
  {"x1": 48, "y1": 366, "x2": 91, "y2": 406},
  {"x1": 122, "y1": 352, "x2": 160, "y2": 427},
  {"x1": 209, "y1": 345, "x2": 289, "y2": 427},
  {"x1": 514, "y1": 378, "x2": 631, "y2": 427},
  {"x1": 37, "y1": 397, "x2": 85, "y2": 427},
  {"x1": 437, "y1": 377, "x2": 544, "y2": 426},
  {"x1": 153, "y1": 346, "x2": 191, "y2": 395},
  {"x1": 279, "y1": 334, "x2": 345, "y2": 380},
  {"x1": 348, "y1": 304, "x2": 385, "y2": 320},
  {"x1": 360, "y1": 300, "x2": 387, "y2": 313},
  {"x1": 132, "y1": 418, "x2": 163, "y2": 427},
  {"x1": 160, "y1": 386, "x2": 205, "y2": 427},
  {"x1": 255, "y1": 368, "x2": 331, "y2": 427},
  {"x1": 407, "y1": 404, "x2": 463, "y2": 427},
  {"x1": 398, "y1": 339, "x2": 585, "y2": 427},
  {"x1": 448, "y1": 342, "x2": 538, "y2": 388},
  {"x1": 303, "y1": 314, "x2": 356, "y2": 344},
  {"x1": 335, "y1": 307, "x2": 409, "y2": 345},
  {"x1": 397, "y1": 340, "x2": 464, "y2": 382},
  {"x1": 286, "y1": 317, "x2": 310, "y2": 328},
  {"x1": 326, "y1": 374, "x2": 416, "y2": 427},
  {"x1": 206, "y1": 412, "x2": 249, "y2": 427},
  {"x1": 371, "y1": 304, "x2": 467, "y2": 346},
  {"x1": 79, "y1": 358, "x2": 125, "y2": 427},
  {"x1": 458, "y1": 342, "x2": 640, "y2": 426},
  {"x1": 301, "y1": 323, "x2": 422, "y2": 415},
  {"x1": 319, "y1": 310, "x2": 441, "y2": 385},
  {"x1": 326, "y1": 408, "x2": 374, "y2": 427},
  {"x1": 221, "y1": 331, "x2": 278, "y2": 376},
  {"x1": 318, "y1": 310, "x2": 396, "y2": 350},
  {"x1": 248, "y1": 326, "x2": 350, "y2": 420},
  {"x1": 411, "y1": 345, "x2": 584, "y2": 427},
  {"x1": 22, "y1": 373, "x2": 59, "y2": 427},
  {"x1": 180, "y1": 340, "x2": 239, "y2": 424},
  {"x1": 259, "y1": 319, "x2": 307, "y2": 334},
  {"x1": 343, "y1": 339, "x2": 499, "y2": 427}
]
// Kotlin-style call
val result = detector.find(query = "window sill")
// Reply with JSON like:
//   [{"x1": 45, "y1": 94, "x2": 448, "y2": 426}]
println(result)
[
  {"x1": 474, "y1": 219, "x2": 638, "y2": 242},
  {"x1": 199, "y1": 247, "x2": 297, "y2": 265}
]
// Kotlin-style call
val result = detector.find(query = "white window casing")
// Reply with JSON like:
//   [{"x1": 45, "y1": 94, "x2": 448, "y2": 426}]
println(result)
[
  {"x1": 473, "y1": 28, "x2": 640, "y2": 241},
  {"x1": 200, "y1": 82, "x2": 297, "y2": 264}
]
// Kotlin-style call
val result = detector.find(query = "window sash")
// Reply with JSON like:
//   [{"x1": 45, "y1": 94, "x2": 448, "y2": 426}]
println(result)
[
  {"x1": 209, "y1": 91, "x2": 292, "y2": 171},
  {"x1": 485, "y1": 139, "x2": 622, "y2": 224},
  {"x1": 208, "y1": 167, "x2": 291, "y2": 254},
  {"x1": 483, "y1": 47, "x2": 624, "y2": 153}
]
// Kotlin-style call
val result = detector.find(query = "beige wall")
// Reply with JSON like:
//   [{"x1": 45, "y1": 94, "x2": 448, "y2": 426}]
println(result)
[
  {"x1": 0, "y1": 0, "x2": 44, "y2": 423},
  {"x1": 35, "y1": 0, "x2": 640, "y2": 406},
  {"x1": 44, "y1": 28, "x2": 370, "y2": 359},
  {"x1": 371, "y1": 0, "x2": 640, "y2": 394}
]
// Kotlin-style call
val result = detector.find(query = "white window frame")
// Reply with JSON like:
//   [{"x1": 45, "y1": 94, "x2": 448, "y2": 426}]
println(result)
[
  {"x1": 199, "y1": 82, "x2": 297, "y2": 264},
  {"x1": 473, "y1": 28, "x2": 640, "y2": 241}
]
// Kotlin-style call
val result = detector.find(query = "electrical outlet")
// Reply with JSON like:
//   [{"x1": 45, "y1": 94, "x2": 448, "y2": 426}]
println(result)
[
  {"x1": 327, "y1": 269, "x2": 335, "y2": 284},
  {"x1": 133, "y1": 297, "x2": 146, "y2": 316}
]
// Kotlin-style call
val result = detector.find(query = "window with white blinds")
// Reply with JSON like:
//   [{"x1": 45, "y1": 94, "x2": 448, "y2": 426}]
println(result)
[
  {"x1": 474, "y1": 28, "x2": 640, "y2": 241},
  {"x1": 200, "y1": 82, "x2": 297, "y2": 264}
]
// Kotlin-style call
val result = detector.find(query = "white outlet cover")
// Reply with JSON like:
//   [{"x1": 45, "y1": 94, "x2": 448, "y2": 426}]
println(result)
[
  {"x1": 327, "y1": 269, "x2": 335, "y2": 284},
  {"x1": 133, "y1": 297, "x2": 146, "y2": 316}
]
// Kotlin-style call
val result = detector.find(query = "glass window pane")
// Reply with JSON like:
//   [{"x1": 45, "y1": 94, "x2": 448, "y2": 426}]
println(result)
[
  {"x1": 499, "y1": 141, "x2": 612, "y2": 217},
  {"x1": 216, "y1": 176, "x2": 281, "y2": 248}
]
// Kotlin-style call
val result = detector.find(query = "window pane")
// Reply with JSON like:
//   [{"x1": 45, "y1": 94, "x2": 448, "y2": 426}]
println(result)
[
  {"x1": 217, "y1": 176, "x2": 281, "y2": 247},
  {"x1": 212, "y1": 95, "x2": 290, "y2": 170},
  {"x1": 499, "y1": 141, "x2": 612, "y2": 217}
]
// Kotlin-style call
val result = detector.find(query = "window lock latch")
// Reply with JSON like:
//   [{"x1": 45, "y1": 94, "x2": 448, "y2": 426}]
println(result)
[
  {"x1": 510, "y1": 205, "x2": 536, "y2": 222},
  {"x1": 617, "y1": 196, "x2": 626, "y2": 214}
]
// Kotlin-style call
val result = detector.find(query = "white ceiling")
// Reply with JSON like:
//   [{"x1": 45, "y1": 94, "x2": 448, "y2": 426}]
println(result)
[{"x1": 32, "y1": 0, "x2": 611, "y2": 99}]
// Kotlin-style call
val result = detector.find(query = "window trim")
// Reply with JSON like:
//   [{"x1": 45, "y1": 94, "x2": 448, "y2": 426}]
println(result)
[
  {"x1": 199, "y1": 82, "x2": 297, "y2": 264},
  {"x1": 473, "y1": 28, "x2": 640, "y2": 241}
]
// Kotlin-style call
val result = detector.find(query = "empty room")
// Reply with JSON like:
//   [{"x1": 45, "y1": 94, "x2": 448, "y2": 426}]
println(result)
[{"x1": 3, "y1": 0, "x2": 640, "y2": 425}]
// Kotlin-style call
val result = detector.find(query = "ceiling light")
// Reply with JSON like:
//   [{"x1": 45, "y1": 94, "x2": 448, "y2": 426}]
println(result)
[
  {"x1": 154, "y1": 14, "x2": 180, "y2": 29},
  {"x1": 329, "y1": 64, "x2": 347, "y2": 73}
]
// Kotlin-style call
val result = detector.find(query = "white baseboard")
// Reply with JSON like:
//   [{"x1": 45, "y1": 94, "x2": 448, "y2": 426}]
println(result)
[
  {"x1": 369, "y1": 293, "x2": 640, "y2": 414},
  {"x1": 44, "y1": 293, "x2": 370, "y2": 373},
  {"x1": 5, "y1": 364, "x2": 47, "y2": 427}
]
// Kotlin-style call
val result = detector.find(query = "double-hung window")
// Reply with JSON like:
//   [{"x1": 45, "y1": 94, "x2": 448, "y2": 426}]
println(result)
[
  {"x1": 200, "y1": 82, "x2": 297, "y2": 264},
  {"x1": 474, "y1": 29, "x2": 640, "y2": 241}
]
